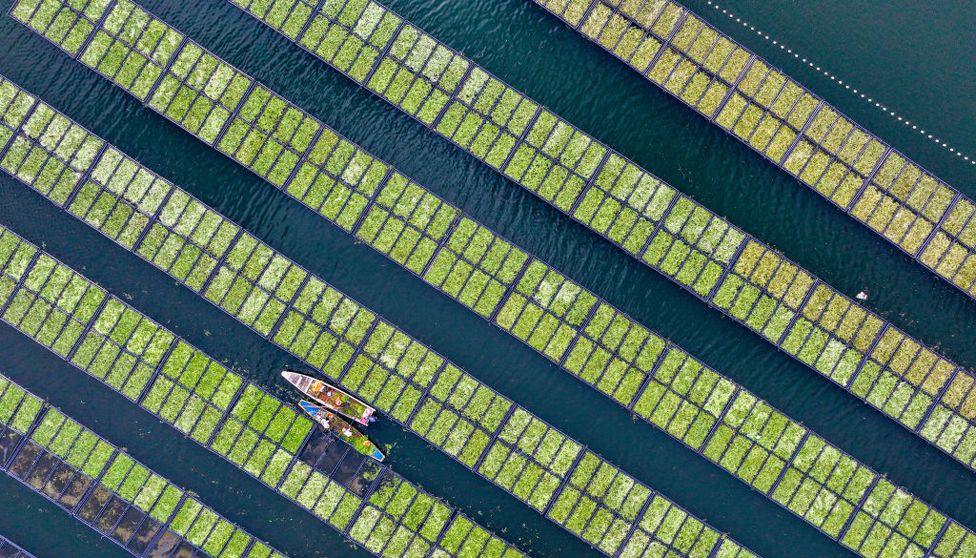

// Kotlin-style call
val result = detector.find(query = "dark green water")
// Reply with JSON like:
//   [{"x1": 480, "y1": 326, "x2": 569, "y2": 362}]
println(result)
[{"x1": 0, "y1": 0, "x2": 973, "y2": 557}]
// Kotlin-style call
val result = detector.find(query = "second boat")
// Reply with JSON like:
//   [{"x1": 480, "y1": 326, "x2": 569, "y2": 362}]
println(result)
[{"x1": 281, "y1": 370, "x2": 376, "y2": 426}]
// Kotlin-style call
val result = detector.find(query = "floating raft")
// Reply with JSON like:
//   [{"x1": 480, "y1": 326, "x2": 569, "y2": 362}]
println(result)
[
  {"x1": 283, "y1": 370, "x2": 375, "y2": 426},
  {"x1": 299, "y1": 400, "x2": 384, "y2": 462}
]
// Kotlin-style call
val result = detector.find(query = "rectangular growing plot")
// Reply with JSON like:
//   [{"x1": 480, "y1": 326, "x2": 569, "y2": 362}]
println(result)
[
  {"x1": 0, "y1": 98, "x2": 103, "y2": 207},
  {"x1": 159, "y1": 0, "x2": 976, "y2": 475},
  {"x1": 0, "y1": 228, "x2": 527, "y2": 558},
  {"x1": 0, "y1": 373, "x2": 289, "y2": 558},
  {"x1": 532, "y1": 0, "x2": 976, "y2": 302},
  {"x1": 7, "y1": 16, "x2": 976, "y2": 554},
  {"x1": 0, "y1": 88, "x2": 751, "y2": 557}
]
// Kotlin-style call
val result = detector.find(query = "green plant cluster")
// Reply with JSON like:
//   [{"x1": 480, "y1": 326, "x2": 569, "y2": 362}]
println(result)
[
  {"x1": 1, "y1": 101, "x2": 102, "y2": 207},
  {"x1": 857, "y1": 153, "x2": 976, "y2": 296},
  {"x1": 71, "y1": 295, "x2": 173, "y2": 400},
  {"x1": 351, "y1": 472, "x2": 521, "y2": 558},
  {"x1": 551, "y1": 479, "x2": 712, "y2": 557},
  {"x1": 631, "y1": 347, "x2": 733, "y2": 449},
  {"x1": 98, "y1": 452, "x2": 181, "y2": 523},
  {"x1": 144, "y1": 340, "x2": 243, "y2": 443},
  {"x1": 219, "y1": 85, "x2": 320, "y2": 186},
  {"x1": 569, "y1": 303, "x2": 662, "y2": 405},
  {"x1": 576, "y1": 2, "x2": 664, "y2": 76},
  {"x1": 212, "y1": 384, "x2": 312, "y2": 485},
  {"x1": 295, "y1": 0, "x2": 402, "y2": 84},
  {"x1": 367, "y1": 24, "x2": 467, "y2": 125},
  {"x1": 205, "y1": 231, "x2": 305, "y2": 335},
  {"x1": 0, "y1": 78, "x2": 35, "y2": 143},
  {"x1": 0, "y1": 229, "x2": 36, "y2": 303},
  {"x1": 358, "y1": 475, "x2": 454, "y2": 556},
  {"x1": 171, "y1": 495, "x2": 284, "y2": 557},
  {"x1": 5, "y1": 253, "x2": 107, "y2": 360},
  {"x1": 279, "y1": 459, "x2": 364, "y2": 530},
  {"x1": 421, "y1": 217, "x2": 527, "y2": 318},
  {"x1": 641, "y1": 198, "x2": 743, "y2": 296},
  {"x1": 68, "y1": 148, "x2": 164, "y2": 249},
  {"x1": 496, "y1": 260, "x2": 596, "y2": 361},
  {"x1": 352, "y1": 320, "x2": 440, "y2": 421},
  {"x1": 231, "y1": 0, "x2": 317, "y2": 41},
  {"x1": 274, "y1": 284, "x2": 372, "y2": 381},
  {"x1": 573, "y1": 154, "x2": 669, "y2": 257},
  {"x1": 481, "y1": 408, "x2": 578, "y2": 511},
  {"x1": 285, "y1": 126, "x2": 389, "y2": 231},
  {"x1": 931, "y1": 524, "x2": 976, "y2": 558},
  {"x1": 838, "y1": 479, "x2": 950, "y2": 558},
  {"x1": 10, "y1": 0, "x2": 109, "y2": 56},
  {"x1": 358, "y1": 172, "x2": 459, "y2": 275},
  {"x1": 80, "y1": 0, "x2": 184, "y2": 101},
  {"x1": 501, "y1": 108, "x2": 603, "y2": 210},
  {"x1": 436, "y1": 69, "x2": 543, "y2": 171},
  {"x1": 407, "y1": 361, "x2": 506, "y2": 467},
  {"x1": 624, "y1": 493, "x2": 755, "y2": 558},
  {"x1": 0, "y1": 375, "x2": 44, "y2": 435},
  {"x1": 533, "y1": 0, "x2": 593, "y2": 28},
  {"x1": 148, "y1": 42, "x2": 251, "y2": 145}
]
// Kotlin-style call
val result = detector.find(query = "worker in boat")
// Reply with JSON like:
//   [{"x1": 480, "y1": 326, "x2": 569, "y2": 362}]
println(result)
[{"x1": 343, "y1": 427, "x2": 353, "y2": 437}]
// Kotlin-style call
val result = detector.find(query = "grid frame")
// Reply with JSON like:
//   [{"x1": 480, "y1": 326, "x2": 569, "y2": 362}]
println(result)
[
  {"x1": 0, "y1": 90, "x2": 747, "y2": 558},
  {"x1": 1, "y1": 23, "x2": 976, "y2": 556}
]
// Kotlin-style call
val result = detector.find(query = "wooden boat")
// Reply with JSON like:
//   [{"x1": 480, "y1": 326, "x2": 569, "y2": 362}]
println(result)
[
  {"x1": 299, "y1": 401, "x2": 385, "y2": 462},
  {"x1": 281, "y1": 370, "x2": 375, "y2": 426}
]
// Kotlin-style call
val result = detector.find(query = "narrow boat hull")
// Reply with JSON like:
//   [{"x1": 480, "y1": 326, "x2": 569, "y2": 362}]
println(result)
[
  {"x1": 299, "y1": 401, "x2": 385, "y2": 462},
  {"x1": 281, "y1": 370, "x2": 374, "y2": 426}
]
